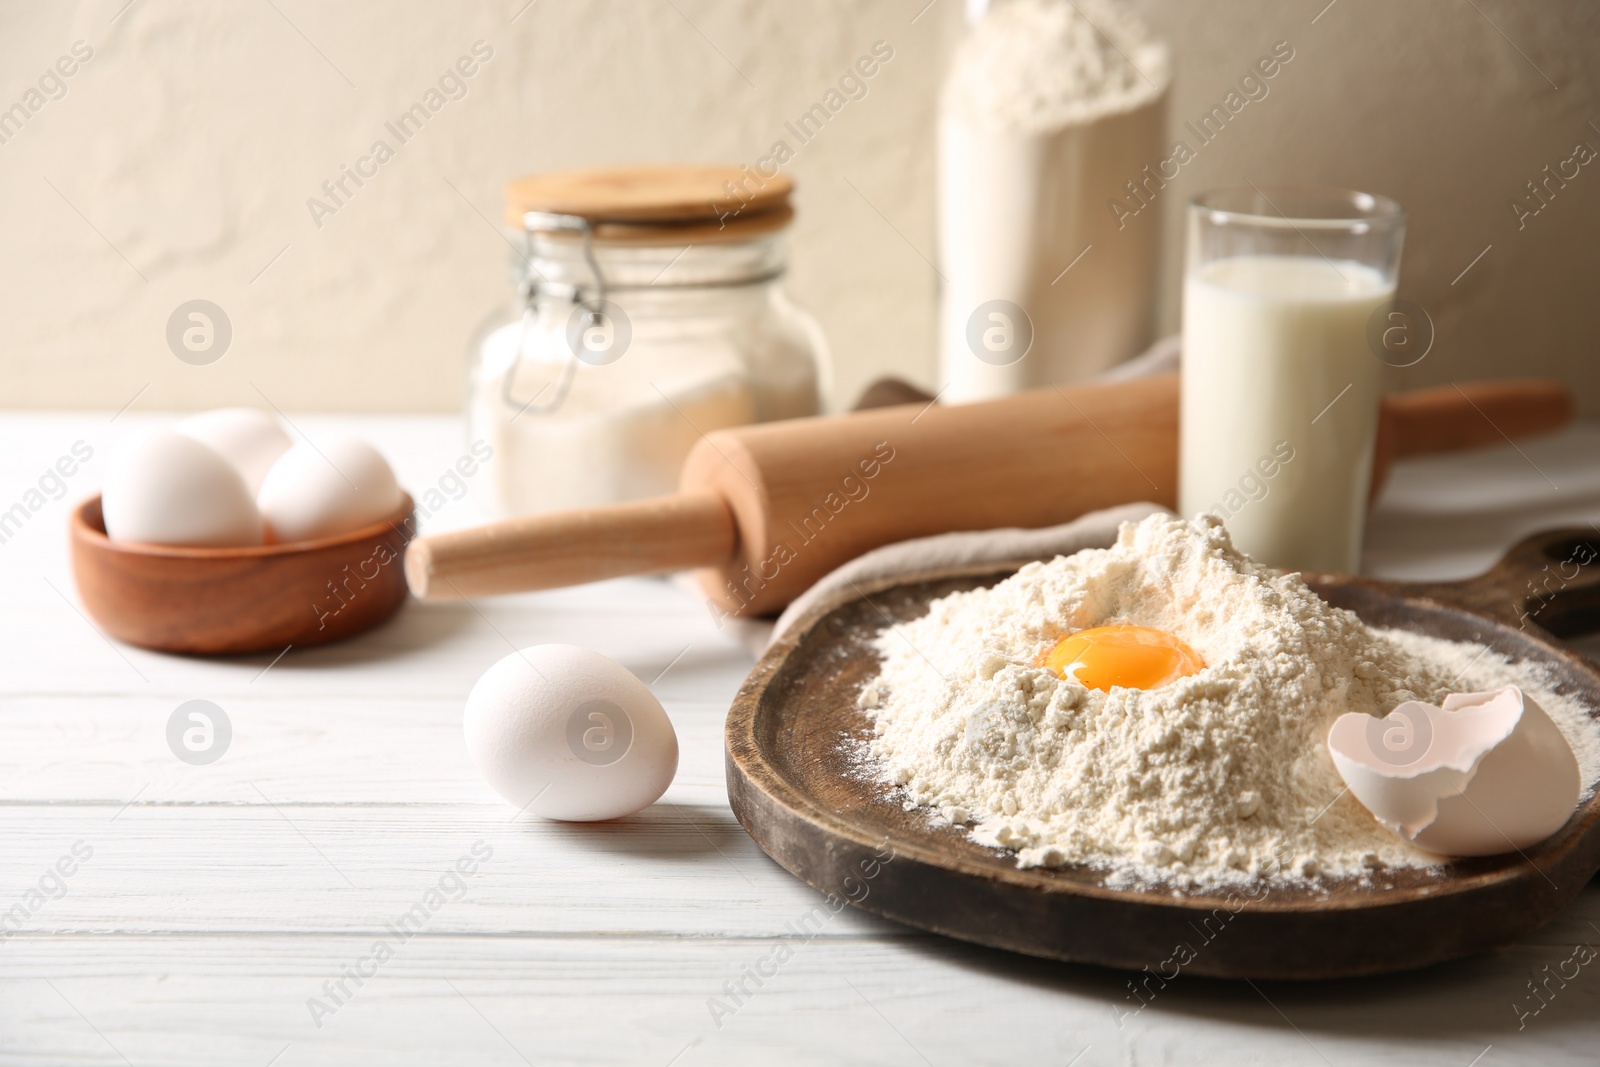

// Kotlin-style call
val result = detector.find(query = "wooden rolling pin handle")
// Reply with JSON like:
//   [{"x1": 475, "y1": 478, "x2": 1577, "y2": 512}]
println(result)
[
  {"x1": 1385, "y1": 379, "x2": 1574, "y2": 458},
  {"x1": 404, "y1": 490, "x2": 737, "y2": 601},
  {"x1": 1369, "y1": 378, "x2": 1573, "y2": 503}
]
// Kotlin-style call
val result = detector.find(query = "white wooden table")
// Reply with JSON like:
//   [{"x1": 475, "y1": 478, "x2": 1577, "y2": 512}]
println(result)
[{"x1": 4, "y1": 411, "x2": 1600, "y2": 1066}]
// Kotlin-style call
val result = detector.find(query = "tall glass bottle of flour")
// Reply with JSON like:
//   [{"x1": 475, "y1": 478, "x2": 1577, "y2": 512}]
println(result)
[
  {"x1": 1179, "y1": 187, "x2": 1404, "y2": 573},
  {"x1": 468, "y1": 165, "x2": 827, "y2": 517},
  {"x1": 938, "y1": 0, "x2": 1168, "y2": 401}
]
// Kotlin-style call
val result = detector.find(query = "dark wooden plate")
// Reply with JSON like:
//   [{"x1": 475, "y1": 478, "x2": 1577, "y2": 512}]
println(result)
[{"x1": 725, "y1": 528, "x2": 1600, "y2": 979}]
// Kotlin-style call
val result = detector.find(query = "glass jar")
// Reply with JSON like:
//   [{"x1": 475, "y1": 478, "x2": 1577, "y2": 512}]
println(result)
[{"x1": 468, "y1": 166, "x2": 828, "y2": 518}]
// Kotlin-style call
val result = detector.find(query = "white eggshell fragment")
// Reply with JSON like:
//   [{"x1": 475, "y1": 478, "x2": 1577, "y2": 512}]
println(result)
[
  {"x1": 174, "y1": 408, "x2": 292, "y2": 495},
  {"x1": 102, "y1": 430, "x2": 263, "y2": 547},
  {"x1": 1328, "y1": 686, "x2": 1581, "y2": 857},
  {"x1": 462, "y1": 644, "x2": 678, "y2": 821},
  {"x1": 257, "y1": 437, "x2": 402, "y2": 543}
]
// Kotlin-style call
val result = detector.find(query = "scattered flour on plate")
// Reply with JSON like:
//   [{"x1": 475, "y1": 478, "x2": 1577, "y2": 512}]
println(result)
[{"x1": 859, "y1": 514, "x2": 1600, "y2": 887}]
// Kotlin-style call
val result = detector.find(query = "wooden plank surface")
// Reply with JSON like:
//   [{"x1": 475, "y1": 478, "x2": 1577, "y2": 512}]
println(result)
[
  {"x1": 5, "y1": 933, "x2": 1599, "y2": 1067},
  {"x1": 3, "y1": 413, "x2": 1600, "y2": 1064}
]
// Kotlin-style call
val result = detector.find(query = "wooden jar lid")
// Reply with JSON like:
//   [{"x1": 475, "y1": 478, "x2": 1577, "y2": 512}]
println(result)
[{"x1": 503, "y1": 164, "x2": 794, "y2": 244}]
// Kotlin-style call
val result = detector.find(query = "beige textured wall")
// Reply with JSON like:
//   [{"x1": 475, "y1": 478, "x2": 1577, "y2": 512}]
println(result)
[{"x1": 2, "y1": 1, "x2": 1597, "y2": 414}]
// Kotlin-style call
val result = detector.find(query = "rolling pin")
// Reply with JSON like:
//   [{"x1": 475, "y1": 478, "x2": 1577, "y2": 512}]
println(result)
[{"x1": 405, "y1": 375, "x2": 1573, "y2": 617}]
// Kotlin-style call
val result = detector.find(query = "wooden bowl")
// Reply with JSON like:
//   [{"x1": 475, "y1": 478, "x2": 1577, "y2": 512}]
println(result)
[{"x1": 69, "y1": 494, "x2": 415, "y2": 656}]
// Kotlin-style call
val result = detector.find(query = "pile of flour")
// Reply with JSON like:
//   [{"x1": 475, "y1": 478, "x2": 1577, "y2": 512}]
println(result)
[
  {"x1": 860, "y1": 514, "x2": 1600, "y2": 887},
  {"x1": 941, "y1": 0, "x2": 1170, "y2": 134}
]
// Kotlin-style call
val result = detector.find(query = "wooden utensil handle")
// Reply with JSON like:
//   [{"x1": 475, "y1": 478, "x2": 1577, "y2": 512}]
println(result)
[
  {"x1": 1385, "y1": 379, "x2": 1574, "y2": 459},
  {"x1": 404, "y1": 491, "x2": 736, "y2": 601},
  {"x1": 1388, "y1": 527, "x2": 1600, "y2": 634}
]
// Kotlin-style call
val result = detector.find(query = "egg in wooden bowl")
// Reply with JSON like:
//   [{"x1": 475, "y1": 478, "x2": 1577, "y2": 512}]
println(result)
[{"x1": 69, "y1": 412, "x2": 415, "y2": 656}]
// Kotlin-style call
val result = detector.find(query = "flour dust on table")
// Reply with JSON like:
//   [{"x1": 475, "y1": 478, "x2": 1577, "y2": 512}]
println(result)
[{"x1": 858, "y1": 514, "x2": 1600, "y2": 887}]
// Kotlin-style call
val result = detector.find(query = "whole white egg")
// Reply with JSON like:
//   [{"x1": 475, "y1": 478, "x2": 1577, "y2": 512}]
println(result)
[
  {"x1": 102, "y1": 430, "x2": 263, "y2": 547},
  {"x1": 174, "y1": 408, "x2": 292, "y2": 495},
  {"x1": 257, "y1": 437, "x2": 403, "y2": 543},
  {"x1": 463, "y1": 644, "x2": 679, "y2": 821}
]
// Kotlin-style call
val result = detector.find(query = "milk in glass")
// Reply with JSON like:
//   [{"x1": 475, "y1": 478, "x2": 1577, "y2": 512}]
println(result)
[{"x1": 1180, "y1": 254, "x2": 1393, "y2": 573}]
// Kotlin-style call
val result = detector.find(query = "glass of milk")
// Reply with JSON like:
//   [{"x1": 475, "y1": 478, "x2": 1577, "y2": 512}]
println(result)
[{"x1": 1180, "y1": 187, "x2": 1404, "y2": 574}]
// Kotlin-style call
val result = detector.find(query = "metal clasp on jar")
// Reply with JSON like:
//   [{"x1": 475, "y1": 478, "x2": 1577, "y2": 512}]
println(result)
[{"x1": 499, "y1": 210, "x2": 615, "y2": 418}]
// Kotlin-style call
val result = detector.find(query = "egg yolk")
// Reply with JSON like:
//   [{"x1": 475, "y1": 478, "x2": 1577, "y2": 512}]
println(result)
[{"x1": 1037, "y1": 625, "x2": 1205, "y2": 693}]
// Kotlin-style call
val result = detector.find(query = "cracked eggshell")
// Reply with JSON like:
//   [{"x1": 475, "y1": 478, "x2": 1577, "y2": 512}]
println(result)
[
  {"x1": 174, "y1": 408, "x2": 292, "y2": 495},
  {"x1": 102, "y1": 430, "x2": 263, "y2": 547},
  {"x1": 1328, "y1": 686, "x2": 1581, "y2": 858},
  {"x1": 257, "y1": 437, "x2": 402, "y2": 543}
]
